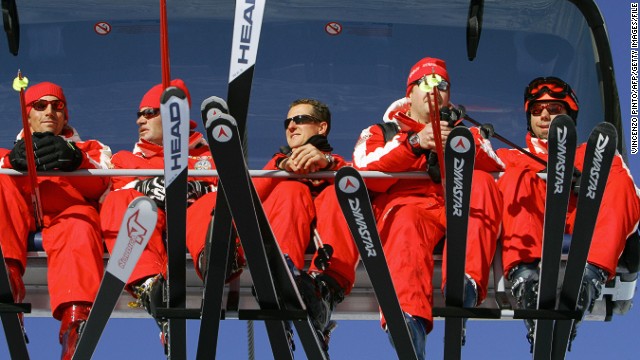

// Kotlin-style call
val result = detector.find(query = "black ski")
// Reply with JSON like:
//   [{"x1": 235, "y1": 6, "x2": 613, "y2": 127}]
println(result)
[
  {"x1": 551, "y1": 122, "x2": 617, "y2": 359},
  {"x1": 160, "y1": 86, "x2": 190, "y2": 358},
  {"x1": 0, "y1": 238, "x2": 30, "y2": 359},
  {"x1": 335, "y1": 166, "x2": 419, "y2": 360},
  {"x1": 532, "y1": 115, "x2": 577, "y2": 359},
  {"x1": 443, "y1": 127, "x2": 476, "y2": 360},
  {"x1": 203, "y1": 104, "x2": 329, "y2": 360},
  {"x1": 196, "y1": 96, "x2": 236, "y2": 360},
  {"x1": 73, "y1": 197, "x2": 158, "y2": 360}
]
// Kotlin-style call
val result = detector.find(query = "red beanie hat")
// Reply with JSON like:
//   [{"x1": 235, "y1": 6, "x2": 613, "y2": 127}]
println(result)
[
  {"x1": 406, "y1": 57, "x2": 449, "y2": 97},
  {"x1": 139, "y1": 79, "x2": 195, "y2": 129},
  {"x1": 25, "y1": 81, "x2": 68, "y2": 119}
]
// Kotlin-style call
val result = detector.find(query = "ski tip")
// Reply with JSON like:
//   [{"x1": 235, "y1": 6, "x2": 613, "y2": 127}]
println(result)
[
  {"x1": 129, "y1": 196, "x2": 159, "y2": 213},
  {"x1": 160, "y1": 86, "x2": 187, "y2": 104},
  {"x1": 202, "y1": 107, "x2": 237, "y2": 130},
  {"x1": 201, "y1": 96, "x2": 229, "y2": 117}
]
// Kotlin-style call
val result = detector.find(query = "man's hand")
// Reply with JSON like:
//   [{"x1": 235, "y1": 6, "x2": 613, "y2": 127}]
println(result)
[
  {"x1": 8, "y1": 139, "x2": 28, "y2": 170},
  {"x1": 283, "y1": 144, "x2": 330, "y2": 174},
  {"x1": 135, "y1": 177, "x2": 166, "y2": 208},
  {"x1": 187, "y1": 180, "x2": 215, "y2": 205},
  {"x1": 32, "y1": 132, "x2": 84, "y2": 171},
  {"x1": 416, "y1": 121, "x2": 452, "y2": 150}
]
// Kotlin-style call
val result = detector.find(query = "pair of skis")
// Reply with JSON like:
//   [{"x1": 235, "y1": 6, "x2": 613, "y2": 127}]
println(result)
[
  {"x1": 530, "y1": 118, "x2": 617, "y2": 359},
  {"x1": 335, "y1": 126, "x2": 477, "y2": 360}
]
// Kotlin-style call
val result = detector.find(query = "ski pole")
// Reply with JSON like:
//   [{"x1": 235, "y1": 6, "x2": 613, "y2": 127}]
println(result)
[
  {"x1": 14, "y1": 70, "x2": 44, "y2": 230},
  {"x1": 461, "y1": 112, "x2": 548, "y2": 168},
  {"x1": 160, "y1": 0, "x2": 170, "y2": 89},
  {"x1": 312, "y1": 226, "x2": 333, "y2": 271},
  {"x1": 427, "y1": 89, "x2": 445, "y2": 183}
]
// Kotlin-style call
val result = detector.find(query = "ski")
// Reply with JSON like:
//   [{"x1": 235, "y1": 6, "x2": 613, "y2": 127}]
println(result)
[
  {"x1": 203, "y1": 103, "x2": 329, "y2": 360},
  {"x1": 335, "y1": 166, "x2": 419, "y2": 360},
  {"x1": 443, "y1": 127, "x2": 476, "y2": 360},
  {"x1": 73, "y1": 197, "x2": 158, "y2": 360},
  {"x1": 551, "y1": 122, "x2": 618, "y2": 359},
  {"x1": 160, "y1": 86, "x2": 190, "y2": 358},
  {"x1": 0, "y1": 239, "x2": 30, "y2": 359},
  {"x1": 532, "y1": 115, "x2": 577, "y2": 359},
  {"x1": 227, "y1": 0, "x2": 266, "y2": 155},
  {"x1": 196, "y1": 97, "x2": 236, "y2": 360}
]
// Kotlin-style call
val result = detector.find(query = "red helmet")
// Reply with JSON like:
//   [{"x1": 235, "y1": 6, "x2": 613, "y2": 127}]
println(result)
[{"x1": 524, "y1": 77, "x2": 579, "y2": 126}]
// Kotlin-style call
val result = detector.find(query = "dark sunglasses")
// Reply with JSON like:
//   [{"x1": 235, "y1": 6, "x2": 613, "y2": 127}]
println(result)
[
  {"x1": 529, "y1": 102, "x2": 566, "y2": 116},
  {"x1": 524, "y1": 76, "x2": 577, "y2": 103},
  {"x1": 284, "y1": 114, "x2": 323, "y2": 129},
  {"x1": 137, "y1": 108, "x2": 161, "y2": 119},
  {"x1": 31, "y1": 99, "x2": 65, "y2": 111}
]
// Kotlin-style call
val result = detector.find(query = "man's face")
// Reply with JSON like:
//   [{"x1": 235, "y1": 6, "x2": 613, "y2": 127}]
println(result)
[
  {"x1": 285, "y1": 104, "x2": 328, "y2": 148},
  {"x1": 28, "y1": 95, "x2": 67, "y2": 135},
  {"x1": 408, "y1": 78, "x2": 451, "y2": 124},
  {"x1": 528, "y1": 101, "x2": 568, "y2": 140},
  {"x1": 136, "y1": 107, "x2": 163, "y2": 145}
]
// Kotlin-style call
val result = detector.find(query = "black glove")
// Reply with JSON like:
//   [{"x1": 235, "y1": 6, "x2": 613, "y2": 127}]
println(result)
[
  {"x1": 427, "y1": 152, "x2": 441, "y2": 184},
  {"x1": 187, "y1": 180, "x2": 215, "y2": 205},
  {"x1": 440, "y1": 105, "x2": 466, "y2": 128},
  {"x1": 135, "y1": 177, "x2": 166, "y2": 209},
  {"x1": 8, "y1": 139, "x2": 28, "y2": 170},
  {"x1": 32, "y1": 132, "x2": 84, "y2": 171},
  {"x1": 479, "y1": 123, "x2": 495, "y2": 139}
]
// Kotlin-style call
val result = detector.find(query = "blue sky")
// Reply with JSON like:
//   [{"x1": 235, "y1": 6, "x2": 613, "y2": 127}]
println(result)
[{"x1": 1, "y1": 1, "x2": 639, "y2": 359}]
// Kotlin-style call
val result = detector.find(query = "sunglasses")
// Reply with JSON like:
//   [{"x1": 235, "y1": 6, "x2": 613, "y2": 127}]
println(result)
[
  {"x1": 529, "y1": 102, "x2": 566, "y2": 116},
  {"x1": 137, "y1": 108, "x2": 161, "y2": 119},
  {"x1": 524, "y1": 76, "x2": 577, "y2": 103},
  {"x1": 31, "y1": 99, "x2": 65, "y2": 111},
  {"x1": 284, "y1": 114, "x2": 323, "y2": 129},
  {"x1": 415, "y1": 75, "x2": 449, "y2": 93}
]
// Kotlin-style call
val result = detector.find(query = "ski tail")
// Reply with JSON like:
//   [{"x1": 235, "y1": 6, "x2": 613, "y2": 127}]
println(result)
[
  {"x1": 335, "y1": 167, "x2": 419, "y2": 360},
  {"x1": 0, "y1": 241, "x2": 30, "y2": 359},
  {"x1": 551, "y1": 122, "x2": 617, "y2": 359},
  {"x1": 532, "y1": 115, "x2": 577, "y2": 359},
  {"x1": 160, "y1": 86, "x2": 190, "y2": 357},
  {"x1": 73, "y1": 197, "x2": 158, "y2": 360},
  {"x1": 443, "y1": 127, "x2": 476, "y2": 359},
  {"x1": 227, "y1": 0, "x2": 266, "y2": 154}
]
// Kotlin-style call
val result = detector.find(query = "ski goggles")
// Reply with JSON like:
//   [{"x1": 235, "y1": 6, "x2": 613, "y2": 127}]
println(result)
[
  {"x1": 137, "y1": 108, "x2": 161, "y2": 119},
  {"x1": 413, "y1": 74, "x2": 449, "y2": 93},
  {"x1": 30, "y1": 99, "x2": 65, "y2": 111},
  {"x1": 524, "y1": 77, "x2": 577, "y2": 104},
  {"x1": 529, "y1": 102, "x2": 566, "y2": 116},
  {"x1": 284, "y1": 114, "x2": 323, "y2": 129}
]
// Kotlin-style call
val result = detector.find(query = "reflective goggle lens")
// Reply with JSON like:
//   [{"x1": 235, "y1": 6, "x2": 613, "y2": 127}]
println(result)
[
  {"x1": 137, "y1": 108, "x2": 161, "y2": 119},
  {"x1": 31, "y1": 99, "x2": 65, "y2": 111},
  {"x1": 284, "y1": 114, "x2": 322, "y2": 129},
  {"x1": 529, "y1": 103, "x2": 566, "y2": 116}
]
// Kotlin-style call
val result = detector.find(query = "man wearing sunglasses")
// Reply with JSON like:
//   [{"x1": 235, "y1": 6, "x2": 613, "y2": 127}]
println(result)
[
  {"x1": 251, "y1": 98, "x2": 355, "y2": 351},
  {"x1": 495, "y1": 77, "x2": 640, "y2": 349},
  {"x1": 352, "y1": 57, "x2": 504, "y2": 359},
  {"x1": 99, "y1": 79, "x2": 243, "y2": 352},
  {"x1": 0, "y1": 81, "x2": 112, "y2": 359}
]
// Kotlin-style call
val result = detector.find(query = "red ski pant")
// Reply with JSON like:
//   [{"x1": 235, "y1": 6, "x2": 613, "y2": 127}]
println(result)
[
  {"x1": 376, "y1": 171, "x2": 502, "y2": 332},
  {"x1": 499, "y1": 167, "x2": 640, "y2": 278},
  {"x1": 186, "y1": 182, "x2": 358, "y2": 293},
  {"x1": 0, "y1": 175, "x2": 103, "y2": 319}
]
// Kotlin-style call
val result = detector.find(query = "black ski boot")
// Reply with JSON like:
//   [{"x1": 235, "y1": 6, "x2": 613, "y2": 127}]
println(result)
[
  {"x1": 129, "y1": 274, "x2": 169, "y2": 354},
  {"x1": 568, "y1": 263, "x2": 607, "y2": 350},
  {"x1": 295, "y1": 271, "x2": 344, "y2": 351},
  {"x1": 508, "y1": 262, "x2": 540, "y2": 352}
]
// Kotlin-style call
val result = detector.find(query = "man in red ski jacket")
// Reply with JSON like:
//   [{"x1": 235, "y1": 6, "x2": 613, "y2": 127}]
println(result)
[
  {"x1": 99, "y1": 79, "x2": 238, "y2": 351},
  {"x1": 0, "y1": 81, "x2": 112, "y2": 359},
  {"x1": 352, "y1": 57, "x2": 503, "y2": 359},
  {"x1": 188, "y1": 98, "x2": 357, "y2": 351},
  {"x1": 496, "y1": 77, "x2": 640, "y2": 348}
]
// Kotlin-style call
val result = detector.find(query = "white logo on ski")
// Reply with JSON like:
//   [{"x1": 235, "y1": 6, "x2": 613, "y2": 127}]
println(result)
[
  {"x1": 449, "y1": 135, "x2": 471, "y2": 153},
  {"x1": 452, "y1": 158, "x2": 465, "y2": 217},
  {"x1": 586, "y1": 133, "x2": 610, "y2": 199},
  {"x1": 212, "y1": 125, "x2": 233, "y2": 143},
  {"x1": 553, "y1": 125, "x2": 568, "y2": 194},
  {"x1": 338, "y1": 175, "x2": 360, "y2": 193},
  {"x1": 118, "y1": 210, "x2": 148, "y2": 269},
  {"x1": 347, "y1": 197, "x2": 377, "y2": 257}
]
